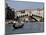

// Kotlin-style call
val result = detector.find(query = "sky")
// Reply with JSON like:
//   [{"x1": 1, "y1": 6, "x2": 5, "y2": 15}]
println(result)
[{"x1": 6, "y1": 0, "x2": 44, "y2": 10}]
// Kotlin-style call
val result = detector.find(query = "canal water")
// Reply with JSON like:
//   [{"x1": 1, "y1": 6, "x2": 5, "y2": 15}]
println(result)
[{"x1": 5, "y1": 22, "x2": 44, "y2": 34}]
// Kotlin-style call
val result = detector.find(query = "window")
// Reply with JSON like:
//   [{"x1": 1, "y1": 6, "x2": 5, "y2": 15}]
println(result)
[{"x1": 21, "y1": 10, "x2": 25, "y2": 13}]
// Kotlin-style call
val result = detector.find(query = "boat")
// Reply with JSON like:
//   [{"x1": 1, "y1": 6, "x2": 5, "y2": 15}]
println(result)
[
  {"x1": 13, "y1": 21, "x2": 24, "y2": 29},
  {"x1": 13, "y1": 23, "x2": 24, "y2": 29}
]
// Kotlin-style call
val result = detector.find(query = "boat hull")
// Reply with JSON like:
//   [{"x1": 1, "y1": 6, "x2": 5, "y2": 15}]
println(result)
[{"x1": 13, "y1": 23, "x2": 24, "y2": 29}]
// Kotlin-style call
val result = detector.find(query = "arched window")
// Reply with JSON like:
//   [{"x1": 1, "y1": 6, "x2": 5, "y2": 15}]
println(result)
[{"x1": 21, "y1": 10, "x2": 25, "y2": 13}]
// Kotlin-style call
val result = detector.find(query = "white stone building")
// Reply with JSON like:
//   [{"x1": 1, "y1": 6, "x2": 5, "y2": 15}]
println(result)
[
  {"x1": 31, "y1": 9, "x2": 44, "y2": 21},
  {"x1": 15, "y1": 9, "x2": 32, "y2": 21},
  {"x1": 15, "y1": 9, "x2": 32, "y2": 17},
  {"x1": 31, "y1": 9, "x2": 44, "y2": 17},
  {"x1": 14, "y1": 8, "x2": 44, "y2": 21}
]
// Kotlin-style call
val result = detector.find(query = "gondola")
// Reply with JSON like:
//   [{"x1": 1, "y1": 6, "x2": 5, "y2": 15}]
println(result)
[{"x1": 13, "y1": 23, "x2": 24, "y2": 29}]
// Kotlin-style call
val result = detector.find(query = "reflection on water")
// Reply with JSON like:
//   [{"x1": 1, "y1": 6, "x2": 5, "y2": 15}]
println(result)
[{"x1": 5, "y1": 22, "x2": 44, "y2": 34}]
